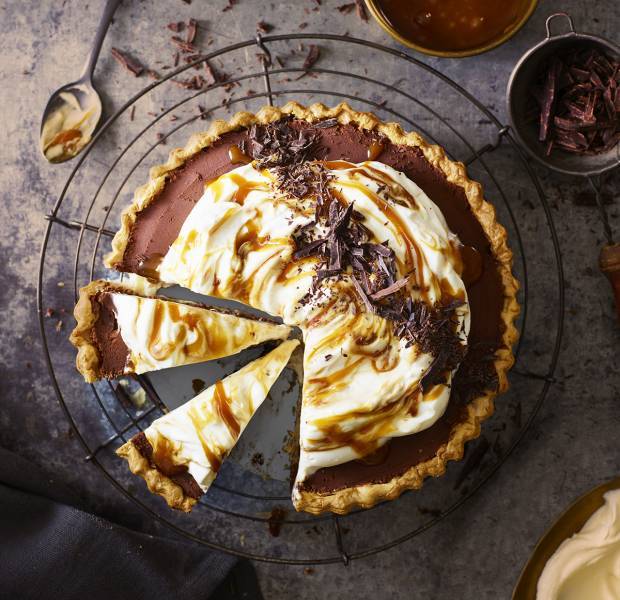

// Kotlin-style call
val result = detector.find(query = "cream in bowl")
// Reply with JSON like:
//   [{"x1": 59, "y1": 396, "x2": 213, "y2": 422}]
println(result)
[{"x1": 536, "y1": 489, "x2": 620, "y2": 599}]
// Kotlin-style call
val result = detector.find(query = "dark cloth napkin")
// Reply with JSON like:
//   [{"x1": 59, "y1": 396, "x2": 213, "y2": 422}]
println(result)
[{"x1": 0, "y1": 447, "x2": 241, "y2": 600}]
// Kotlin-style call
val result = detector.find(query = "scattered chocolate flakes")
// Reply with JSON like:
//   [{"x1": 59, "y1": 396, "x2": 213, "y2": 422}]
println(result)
[
  {"x1": 251, "y1": 452, "x2": 264, "y2": 467},
  {"x1": 303, "y1": 44, "x2": 320, "y2": 69},
  {"x1": 55, "y1": 320, "x2": 64, "y2": 332},
  {"x1": 531, "y1": 46, "x2": 619, "y2": 156},
  {"x1": 267, "y1": 506, "x2": 287, "y2": 537},
  {"x1": 191, "y1": 378, "x2": 206, "y2": 395},
  {"x1": 313, "y1": 118, "x2": 339, "y2": 129},
  {"x1": 337, "y1": 2, "x2": 356, "y2": 14},
  {"x1": 256, "y1": 20, "x2": 272, "y2": 34},
  {"x1": 222, "y1": 0, "x2": 236, "y2": 11},
  {"x1": 111, "y1": 47, "x2": 144, "y2": 77},
  {"x1": 186, "y1": 18, "x2": 198, "y2": 44},
  {"x1": 248, "y1": 119, "x2": 321, "y2": 171},
  {"x1": 45, "y1": 307, "x2": 55, "y2": 318},
  {"x1": 197, "y1": 104, "x2": 208, "y2": 119},
  {"x1": 355, "y1": 0, "x2": 369, "y2": 22},
  {"x1": 167, "y1": 21, "x2": 185, "y2": 33},
  {"x1": 146, "y1": 69, "x2": 160, "y2": 80},
  {"x1": 171, "y1": 35, "x2": 197, "y2": 54},
  {"x1": 171, "y1": 75, "x2": 205, "y2": 90},
  {"x1": 203, "y1": 60, "x2": 219, "y2": 85},
  {"x1": 296, "y1": 45, "x2": 321, "y2": 80}
]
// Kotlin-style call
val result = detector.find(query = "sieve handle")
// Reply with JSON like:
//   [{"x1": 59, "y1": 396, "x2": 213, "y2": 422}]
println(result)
[{"x1": 545, "y1": 13, "x2": 576, "y2": 39}]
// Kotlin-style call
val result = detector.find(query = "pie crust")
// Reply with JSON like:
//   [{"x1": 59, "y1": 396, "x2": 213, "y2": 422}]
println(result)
[
  {"x1": 116, "y1": 440, "x2": 197, "y2": 512},
  {"x1": 104, "y1": 102, "x2": 519, "y2": 514}
]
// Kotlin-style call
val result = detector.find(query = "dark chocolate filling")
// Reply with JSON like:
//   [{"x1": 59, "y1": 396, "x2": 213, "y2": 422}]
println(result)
[
  {"x1": 92, "y1": 292, "x2": 130, "y2": 378},
  {"x1": 132, "y1": 432, "x2": 203, "y2": 500},
  {"x1": 113, "y1": 119, "x2": 505, "y2": 494}
]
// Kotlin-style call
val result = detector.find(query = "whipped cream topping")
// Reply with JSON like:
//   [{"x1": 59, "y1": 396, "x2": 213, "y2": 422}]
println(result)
[
  {"x1": 144, "y1": 339, "x2": 299, "y2": 491},
  {"x1": 537, "y1": 489, "x2": 620, "y2": 600},
  {"x1": 155, "y1": 160, "x2": 469, "y2": 488},
  {"x1": 110, "y1": 293, "x2": 290, "y2": 374}
]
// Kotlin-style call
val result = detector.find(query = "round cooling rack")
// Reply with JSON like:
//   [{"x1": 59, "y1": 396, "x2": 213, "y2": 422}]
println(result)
[{"x1": 37, "y1": 34, "x2": 564, "y2": 564}]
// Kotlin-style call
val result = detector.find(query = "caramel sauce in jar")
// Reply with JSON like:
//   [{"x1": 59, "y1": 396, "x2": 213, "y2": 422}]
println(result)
[{"x1": 374, "y1": 0, "x2": 530, "y2": 53}]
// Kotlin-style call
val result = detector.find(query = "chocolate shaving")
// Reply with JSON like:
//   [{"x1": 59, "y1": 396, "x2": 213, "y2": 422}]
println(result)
[
  {"x1": 171, "y1": 35, "x2": 197, "y2": 54},
  {"x1": 532, "y1": 46, "x2": 619, "y2": 156},
  {"x1": 203, "y1": 60, "x2": 219, "y2": 85},
  {"x1": 256, "y1": 20, "x2": 272, "y2": 33},
  {"x1": 337, "y1": 3, "x2": 355, "y2": 14},
  {"x1": 167, "y1": 21, "x2": 184, "y2": 33},
  {"x1": 355, "y1": 0, "x2": 369, "y2": 21},
  {"x1": 313, "y1": 118, "x2": 339, "y2": 129},
  {"x1": 369, "y1": 275, "x2": 410, "y2": 301},
  {"x1": 111, "y1": 48, "x2": 144, "y2": 77},
  {"x1": 186, "y1": 18, "x2": 198, "y2": 44},
  {"x1": 296, "y1": 45, "x2": 321, "y2": 80}
]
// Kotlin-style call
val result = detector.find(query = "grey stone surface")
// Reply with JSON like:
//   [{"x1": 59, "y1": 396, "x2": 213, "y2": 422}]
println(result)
[{"x1": 1, "y1": 0, "x2": 619, "y2": 598}]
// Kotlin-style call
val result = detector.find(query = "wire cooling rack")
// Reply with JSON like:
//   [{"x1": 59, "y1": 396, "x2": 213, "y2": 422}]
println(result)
[{"x1": 37, "y1": 34, "x2": 564, "y2": 564}]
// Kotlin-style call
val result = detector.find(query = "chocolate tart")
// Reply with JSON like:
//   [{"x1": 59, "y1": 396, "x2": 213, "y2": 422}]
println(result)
[
  {"x1": 103, "y1": 102, "x2": 519, "y2": 514},
  {"x1": 70, "y1": 279, "x2": 291, "y2": 383}
]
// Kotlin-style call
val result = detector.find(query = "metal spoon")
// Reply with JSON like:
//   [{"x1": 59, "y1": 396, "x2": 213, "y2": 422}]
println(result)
[{"x1": 40, "y1": 0, "x2": 121, "y2": 163}]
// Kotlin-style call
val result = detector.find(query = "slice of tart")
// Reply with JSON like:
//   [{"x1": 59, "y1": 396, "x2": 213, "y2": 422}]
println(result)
[
  {"x1": 116, "y1": 339, "x2": 299, "y2": 512},
  {"x1": 101, "y1": 102, "x2": 519, "y2": 514},
  {"x1": 70, "y1": 279, "x2": 291, "y2": 382}
]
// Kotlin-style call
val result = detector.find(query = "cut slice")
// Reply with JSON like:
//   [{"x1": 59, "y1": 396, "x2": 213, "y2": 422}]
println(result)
[
  {"x1": 70, "y1": 280, "x2": 291, "y2": 382},
  {"x1": 116, "y1": 339, "x2": 299, "y2": 512}
]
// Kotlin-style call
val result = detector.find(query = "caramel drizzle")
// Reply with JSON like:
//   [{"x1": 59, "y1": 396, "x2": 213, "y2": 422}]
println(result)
[
  {"x1": 187, "y1": 381, "x2": 242, "y2": 475},
  {"x1": 187, "y1": 405, "x2": 222, "y2": 473},
  {"x1": 213, "y1": 380, "x2": 241, "y2": 439},
  {"x1": 310, "y1": 386, "x2": 421, "y2": 457},
  {"x1": 367, "y1": 140, "x2": 384, "y2": 161},
  {"x1": 138, "y1": 299, "x2": 228, "y2": 361},
  {"x1": 208, "y1": 172, "x2": 270, "y2": 206},
  {"x1": 228, "y1": 144, "x2": 252, "y2": 165}
]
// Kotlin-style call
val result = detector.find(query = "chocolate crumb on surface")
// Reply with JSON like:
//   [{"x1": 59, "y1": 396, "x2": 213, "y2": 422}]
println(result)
[
  {"x1": 111, "y1": 48, "x2": 144, "y2": 77},
  {"x1": 167, "y1": 21, "x2": 185, "y2": 33},
  {"x1": 191, "y1": 378, "x2": 206, "y2": 395},
  {"x1": 186, "y1": 18, "x2": 198, "y2": 44},
  {"x1": 267, "y1": 506, "x2": 288, "y2": 537},
  {"x1": 355, "y1": 0, "x2": 369, "y2": 22},
  {"x1": 256, "y1": 20, "x2": 273, "y2": 33}
]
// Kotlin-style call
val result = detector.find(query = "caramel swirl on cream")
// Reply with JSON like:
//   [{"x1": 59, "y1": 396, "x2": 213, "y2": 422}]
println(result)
[
  {"x1": 110, "y1": 293, "x2": 291, "y2": 374},
  {"x1": 154, "y1": 161, "x2": 470, "y2": 494}
]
